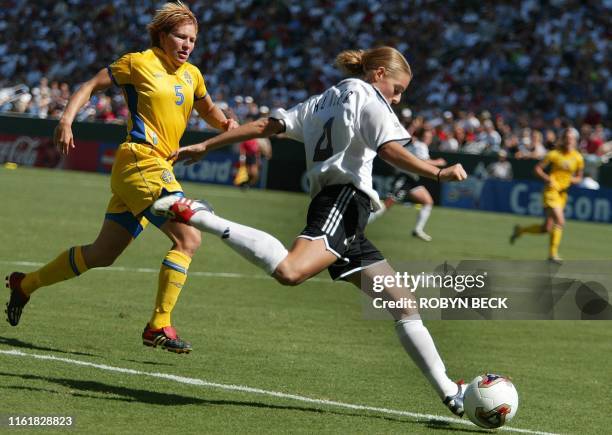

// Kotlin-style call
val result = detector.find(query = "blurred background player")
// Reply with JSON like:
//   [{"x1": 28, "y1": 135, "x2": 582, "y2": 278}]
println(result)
[
  {"x1": 154, "y1": 47, "x2": 470, "y2": 417},
  {"x1": 234, "y1": 116, "x2": 272, "y2": 188},
  {"x1": 368, "y1": 126, "x2": 447, "y2": 241},
  {"x1": 5, "y1": 2, "x2": 237, "y2": 353},
  {"x1": 510, "y1": 127, "x2": 584, "y2": 262}
]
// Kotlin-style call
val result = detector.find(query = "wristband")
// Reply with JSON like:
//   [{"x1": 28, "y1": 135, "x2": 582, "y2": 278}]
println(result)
[{"x1": 437, "y1": 168, "x2": 443, "y2": 183}]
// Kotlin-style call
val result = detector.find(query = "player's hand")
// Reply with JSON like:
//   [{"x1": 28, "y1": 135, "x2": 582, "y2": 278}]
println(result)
[
  {"x1": 547, "y1": 179, "x2": 559, "y2": 189},
  {"x1": 169, "y1": 143, "x2": 208, "y2": 165},
  {"x1": 53, "y1": 121, "x2": 75, "y2": 155},
  {"x1": 439, "y1": 164, "x2": 467, "y2": 182},
  {"x1": 223, "y1": 118, "x2": 239, "y2": 131}
]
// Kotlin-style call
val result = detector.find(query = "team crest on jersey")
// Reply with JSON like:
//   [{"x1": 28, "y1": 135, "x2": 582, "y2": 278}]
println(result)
[
  {"x1": 161, "y1": 169, "x2": 174, "y2": 184},
  {"x1": 183, "y1": 71, "x2": 193, "y2": 86}
]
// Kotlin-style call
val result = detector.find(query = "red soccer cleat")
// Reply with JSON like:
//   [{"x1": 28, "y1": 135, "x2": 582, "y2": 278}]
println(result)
[
  {"x1": 151, "y1": 195, "x2": 214, "y2": 223},
  {"x1": 142, "y1": 324, "x2": 192, "y2": 354}
]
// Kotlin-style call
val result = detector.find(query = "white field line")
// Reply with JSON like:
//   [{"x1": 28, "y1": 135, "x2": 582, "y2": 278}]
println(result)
[
  {"x1": 0, "y1": 349, "x2": 558, "y2": 435},
  {"x1": 0, "y1": 260, "x2": 327, "y2": 283}
]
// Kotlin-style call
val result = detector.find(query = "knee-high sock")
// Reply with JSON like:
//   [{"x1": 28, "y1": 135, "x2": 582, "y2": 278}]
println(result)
[
  {"x1": 549, "y1": 225, "x2": 563, "y2": 258},
  {"x1": 395, "y1": 317, "x2": 457, "y2": 399},
  {"x1": 20, "y1": 246, "x2": 89, "y2": 296},
  {"x1": 189, "y1": 211, "x2": 288, "y2": 274},
  {"x1": 149, "y1": 250, "x2": 191, "y2": 329},
  {"x1": 415, "y1": 204, "x2": 432, "y2": 232},
  {"x1": 519, "y1": 224, "x2": 546, "y2": 235}
]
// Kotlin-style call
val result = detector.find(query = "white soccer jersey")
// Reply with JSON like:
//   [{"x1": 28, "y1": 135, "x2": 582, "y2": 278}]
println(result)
[
  {"x1": 401, "y1": 140, "x2": 431, "y2": 179},
  {"x1": 271, "y1": 78, "x2": 410, "y2": 210},
  {"x1": 408, "y1": 140, "x2": 430, "y2": 161}
]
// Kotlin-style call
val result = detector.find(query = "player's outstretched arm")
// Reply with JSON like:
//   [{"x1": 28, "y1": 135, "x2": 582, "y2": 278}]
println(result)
[
  {"x1": 379, "y1": 141, "x2": 467, "y2": 182},
  {"x1": 194, "y1": 95, "x2": 239, "y2": 131},
  {"x1": 171, "y1": 117, "x2": 284, "y2": 165},
  {"x1": 54, "y1": 68, "x2": 112, "y2": 155}
]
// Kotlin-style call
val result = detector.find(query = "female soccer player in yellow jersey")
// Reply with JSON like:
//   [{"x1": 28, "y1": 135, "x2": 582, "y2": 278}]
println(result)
[
  {"x1": 5, "y1": 2, "x2": 237, "y2": 353},
  {"x1": 510, "y1": 127, "x2": 584, "y2": 262}
]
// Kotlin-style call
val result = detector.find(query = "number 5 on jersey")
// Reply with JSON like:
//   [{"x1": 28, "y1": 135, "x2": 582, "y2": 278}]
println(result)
[
  {"x1": 174, "y1": 85, "x2": 184, "y2": 106},
  {"x1": 313, "y1": 117, "x2": 335, "y2": 161}
]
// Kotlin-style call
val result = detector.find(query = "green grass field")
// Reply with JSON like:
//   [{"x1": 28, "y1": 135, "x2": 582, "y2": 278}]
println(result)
[{"x1": 1, "y1": 166, "x2": 610, "y2": 434}]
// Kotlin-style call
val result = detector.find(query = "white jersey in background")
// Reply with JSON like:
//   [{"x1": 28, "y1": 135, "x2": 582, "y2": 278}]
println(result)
[
  {"x1": 271, "y1": 78, "x2": 411, "y2": 210},
  {"x1": 408, "y1": 140, "x2": 430, "y2": 161},
  {"x1": 404, "y1": 140, "x2": 430, "y2": 177}
]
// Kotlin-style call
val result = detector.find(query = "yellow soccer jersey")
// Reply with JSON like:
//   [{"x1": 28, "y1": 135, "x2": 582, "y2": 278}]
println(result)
[
  {"x1": 542, "y1": 149, "x2": 584, "y2": 192},
  {"x1": 108, "y1": 47, "x2": 207, "y2": 158}
]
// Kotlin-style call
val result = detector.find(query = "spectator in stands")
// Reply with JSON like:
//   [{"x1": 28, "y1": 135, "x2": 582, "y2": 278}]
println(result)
[
  {"x1": 544, "y1": 129, "x2": 557, "y2": 150},
  {"x1": 503, "y1": 133, "x2": 520, "y2": 157},
  {"x1": 438, "y1": 132, "x2": 459, "y2": 152},
  {"x1": 487, "y1": 150, "x2": 513, "y2": 180},
  {"x1": 0, "y1": 1, "x2": 608, "y2": 148},
  {"x1": 530, "y1": 130, "x2": 547, "y2": 159},
  {"x1": 516, "y1": 129, "x2": 546, "y2": 159},
  {"x1": 478, "y1": 119, "x2": 502, "y2": 153},
  {"x1": 29, "y1": 77, "x2": 51, "y2": 118},
  {"x1": 95, "y1": 95, "x2": 116, "y2": 123},
  {"x1": 581, "y1": 123, "x2": 606, "y2": 155}
]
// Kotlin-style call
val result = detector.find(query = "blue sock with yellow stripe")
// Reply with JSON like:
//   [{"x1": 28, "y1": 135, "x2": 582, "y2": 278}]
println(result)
[
  {"x1": 149, "y1": 250, "x2": 191, "y2": 329},
  {"x1": 21, "y1": 246, "x2": 89, "y2": 296}
]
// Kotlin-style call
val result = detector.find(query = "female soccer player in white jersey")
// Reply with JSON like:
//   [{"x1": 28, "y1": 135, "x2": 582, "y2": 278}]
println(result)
[{"x1": 154, "y1": 47, "x2": 469, "y2": 416}]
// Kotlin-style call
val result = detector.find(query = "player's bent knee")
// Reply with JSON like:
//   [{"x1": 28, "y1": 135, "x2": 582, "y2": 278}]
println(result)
[
  {"x1": 274, "y1": 264, "x2": 306, "y2": 286},
  {"x1": 275, "y1": 272, "x2": 302, "y2": 286},
  {"x1": 83, "y1": 249, "x2": 119, "y2": 268},
  {"x1": 173, "y1": 228, "x2": 202, "y2": 256}
]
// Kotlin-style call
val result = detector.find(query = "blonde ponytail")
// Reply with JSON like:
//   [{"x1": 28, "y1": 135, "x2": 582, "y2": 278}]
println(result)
[
  {"x1": 335, "y1": 46, "x2": 412, "y2": 80},
  {"x1": 335, "y1": 50, "x2": 366, "y2": 76}
]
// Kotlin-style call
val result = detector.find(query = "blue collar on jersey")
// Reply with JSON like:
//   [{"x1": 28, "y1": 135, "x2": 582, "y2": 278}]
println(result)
[{"x1": 369, "y1": 83, "x2": 394, "y2": 113}]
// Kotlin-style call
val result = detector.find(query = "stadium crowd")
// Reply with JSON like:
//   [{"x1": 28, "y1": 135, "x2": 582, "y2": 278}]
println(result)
[{"x1": 0, "y1": 0, "x2": 609, "y2": 159}]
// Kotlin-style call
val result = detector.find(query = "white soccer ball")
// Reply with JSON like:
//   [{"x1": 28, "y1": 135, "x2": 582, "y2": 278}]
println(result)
[{"x1": 464, "y1": 374, "x2": 519, "y2": 429}]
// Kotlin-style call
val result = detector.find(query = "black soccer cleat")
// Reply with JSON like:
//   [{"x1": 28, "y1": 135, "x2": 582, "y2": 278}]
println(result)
[
  {"x1": 142, "y1": 324, "x2": 192, "y2": 354},
  {"x1": 5, "y1": 272, "x2": 29, "y2": 326},
  {"x1": 443, "y1": 380, "x2": 467, "y2": 417}
]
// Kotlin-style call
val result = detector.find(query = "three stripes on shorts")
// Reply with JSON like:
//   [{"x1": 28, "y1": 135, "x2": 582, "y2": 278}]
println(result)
[{"x1": 321, "y1": 186, "x2": 355, "y2": 236}]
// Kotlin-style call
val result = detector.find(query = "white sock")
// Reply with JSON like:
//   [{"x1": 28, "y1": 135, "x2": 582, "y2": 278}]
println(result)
[
  {"x1": 190, "y1": 210, "x2": 288, "y2": 274},
  {"x1": 368, "y1": 204, "x2": 386, "y2": 224},
  {"x1": 415, "y1": 204, "x2": 432, "y2": 232},
  {"x1": 395, "y1": 317, "x2": 457, "y2": 399}
]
